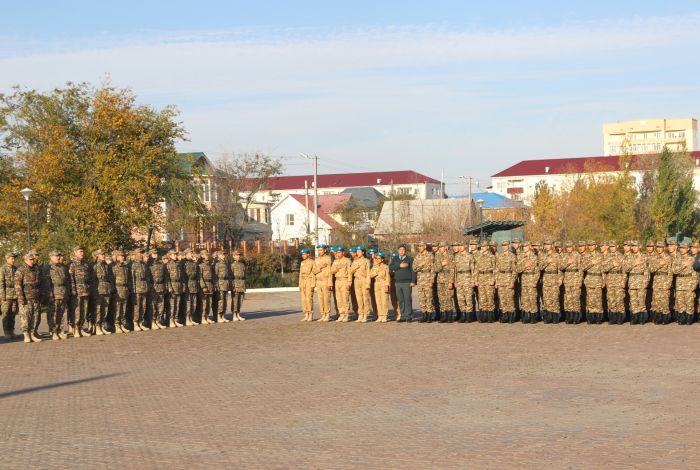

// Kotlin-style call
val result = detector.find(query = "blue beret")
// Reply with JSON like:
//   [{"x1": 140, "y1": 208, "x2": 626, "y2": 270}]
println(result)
[
  {"x1": 376, "y1": 252, "x2": 384, "y2": 258},
  {"x1": 391, "y1": 253, "x2": 399, "y2": 257},
  {"x1": 336, "y1": 245, "x2": 345, "y2": 251},
  {"x1": 315, "y1": 244, "x2": 327, "y2": 249},
  {"x1": 300, "y1": 248, "x2": 310, "y2": 254},
  {"x1": 356, "y1": 245, "x2": 366, "y2": 252},
  {"x1": 368, "y1": 248, "x2": 377, "y2": 253}
]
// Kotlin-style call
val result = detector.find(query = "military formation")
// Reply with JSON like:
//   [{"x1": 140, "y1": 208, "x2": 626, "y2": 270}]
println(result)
[
  {"x1": 299, "y1": 239, "x2": 700, "y2": 325},
  {"x1": 0, "y1": 246, "x2": 248, "y2": 343}
]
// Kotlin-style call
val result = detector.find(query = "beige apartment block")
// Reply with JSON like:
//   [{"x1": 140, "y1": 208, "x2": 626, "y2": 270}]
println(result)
[{"x1": 603, "y1": 118, "x2": 697, "y2": 156}]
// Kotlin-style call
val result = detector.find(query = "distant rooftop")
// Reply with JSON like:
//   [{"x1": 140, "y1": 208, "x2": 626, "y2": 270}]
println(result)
[
  {"x1": 448, "y1": 192, "x2": 524, "y2": 209},
  {"x1": 264, "y1": 170, "x2": 440, "y2": 191}
]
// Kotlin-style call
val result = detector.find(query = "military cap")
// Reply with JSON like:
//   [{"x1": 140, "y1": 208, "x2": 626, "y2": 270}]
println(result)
[
  {"x1": 655, "y1": 241, "x2": 665, "y2": 247},
  {"x1": 438, "y1": 241, "x2": 448, "y2": 247},
  {"x1": 608, "y1": 240, "x2": 617, "y2": 246},
  {"x1": 564, "y1": 240, "x2": 573, "y2": 247},
  {"x1": 543, "y1": 240, "x2": 553, "y2": 245},
  {"x1": 586, "y1": 240, "x2": 596, "y2": 245},
  {"x1": 48, "y1": 249, "x2": 63, "y2": 257},
  {"x1": 92, "y1": 249, "x2": 104, "y2": 257},
  {"x1": 622, "y1": 240, "x2": 629, "y2": 245},
  {"x1": 469, "y1": 239, "x2": 478, "y2": 245},
  {"x1": 182, "y1": 248, "x2": 191, "y2": 254},
  {"x1": 5, "y1": 250, "x2": 19, "y2": 258},
  {"x1": 367, "y1": 248, "x2": 377, "y2": 253},
  {"x1": 524, "y1": 241, "x2": 532, "y2": 247},
  {"x1": 630, "y1": 240, "x2": 639, "y2": 246},
  {"x1": 667, "y1": 239, "x2": 677, "y2": 245},
  {"x1": 336, "y1": 245, "x2": 345, "y2": 251},
  {"x1": 300, "y1": 248, "x2": 310, "y2": 254},
  {"x1": 554, "y1": 241, "x2": 562, "y2": 247},
  {"x1": 198, "y1": 249, "x2": 208, "y2": 255},
  {"x1": 72, "y1": 245, "x2": 85, "y2": 252},
  {"x1": 488, "y1": 240, "x2": 496, "y2": 247},
  {"x1": 501, "y1": 240, "x2": 509, "y2": 245},
  {"x1": 391, "y1": 252, "x2": 399, "y2": 257},
  {"x1": 512, "y1": 238, "x2": 521, "y2": 243},
  {"x1": 480, "y1": 241, "x2": 488, "y2": 247},
  {"x1": 453, "y1": 240, "x2": 465, "y2": 246},
  {"x1": 27, "y1": 249, "x2": 39, "y2": 257},
  {"x1": 679, "y1": 242, "x2": 689, "y2": 249},
  {"x1": 577, "y1": 240, "x2": 586, "y2": 246},
  {"x1": 417, "y1": 241, "x2": 426, "y2": 246},
  {"x1": 645, "y1": 240, "x2": 654, "y2": 247}
]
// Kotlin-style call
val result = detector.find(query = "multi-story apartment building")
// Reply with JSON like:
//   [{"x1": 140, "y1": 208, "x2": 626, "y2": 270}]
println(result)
[{"x1": 603, "y1": 118, "x2": 697, "y2": 156}]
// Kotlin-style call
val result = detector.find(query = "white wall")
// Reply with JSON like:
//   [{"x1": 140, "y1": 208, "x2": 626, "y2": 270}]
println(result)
[{"x1": 270, "y1": 196, "x2": 334, "y2": 245}]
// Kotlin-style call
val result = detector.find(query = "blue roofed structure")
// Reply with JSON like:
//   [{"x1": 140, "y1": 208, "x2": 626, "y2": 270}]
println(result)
[{"x1": 448, "y1": 192, "x2": 525, "y2": 209}]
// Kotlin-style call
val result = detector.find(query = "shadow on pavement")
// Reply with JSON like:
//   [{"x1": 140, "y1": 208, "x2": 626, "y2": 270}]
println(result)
[
  {"x1": 243, "y1": 308, "x2": 299, "y2": 320},
  {"x1": 0, "y1": 372, "x2": 124, "y2": 400}
]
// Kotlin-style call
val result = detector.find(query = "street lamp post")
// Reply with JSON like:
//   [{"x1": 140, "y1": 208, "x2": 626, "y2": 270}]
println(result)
[
  {"x1": 477, "y1": 199, "x2": 485, "y2": 243},
  {"x1": 20, "y1": 187, "x2": 33, "y2": 249}
]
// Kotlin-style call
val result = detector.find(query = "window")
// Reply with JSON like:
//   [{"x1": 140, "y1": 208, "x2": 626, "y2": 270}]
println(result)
[
  {"x1": 511, "y1": 193, "x2": 522, "y2": 201},
  {"x1": 667, "y1": 130, "x2": 686, "y2": 139},
  {"x1": 264, "y1": 208, "x2": 270, "y2": 224},
  {"x1": 286, "y1": 214, "x2": 295, "y2": 226},
  {"x1": 200, "y1": 180, "x2": 210, "y2": 202}
]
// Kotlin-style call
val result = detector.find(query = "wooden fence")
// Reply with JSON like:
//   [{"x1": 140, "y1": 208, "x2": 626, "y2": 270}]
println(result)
[{"x1": 175, "y1": 239, "x2": 300, "y2": 256}]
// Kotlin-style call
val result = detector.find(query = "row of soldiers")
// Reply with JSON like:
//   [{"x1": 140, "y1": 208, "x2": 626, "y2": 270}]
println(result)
[
  {"x1": 296, "y1": 238, "x2": 700, "y2": 325},
  {"x1": 0, "y1": 245, "x2": 248, "y2": 343}
]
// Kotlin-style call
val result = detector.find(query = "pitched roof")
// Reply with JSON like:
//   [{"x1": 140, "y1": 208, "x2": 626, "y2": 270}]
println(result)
[
  {"x1": 264, "y1": 170, "x2": 440, "y2": 191},
  {"x1": 374, "y1": 198, "x2": 478, "y2": 235},
  {"x1": 448, "y1": 192, "x2": 524, "y2": 209},
  {"x1": 492, "y1": 151, "x2": 700, "y2": 178},
  {"x1": 289, "y1": 193, "x2": 351, "y2": 229},
  {"x1": 340, "y1": 187, "x2": 384, "y2": 209}
]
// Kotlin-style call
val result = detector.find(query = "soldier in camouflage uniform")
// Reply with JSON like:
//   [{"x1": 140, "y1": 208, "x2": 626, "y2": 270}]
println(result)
[
  {"x1": 331, "y1": 246, "x2": 352, "y2": 322},
  {"x1": 231, "y1": 250, "x2": 247, "y2": 321},
  {"x1": 0, "y1": 250, "x2": 19, "y2": 339},
  {"x1": 495, "y1": 240, "x2": 518, "y2": 323},
  {"x1": 69, "y1": 246, "x2": 93, "y2": 338},
  {"x1": 649, "y1": 241, "x2": 673, "y2": 324},
  {"x1": 15, "y1": 251, "x2": 43, "y2": 343},
  {"x1": 183, "y1": 249, "x2": 200, "y2": 326},
  {"x1": 370, "y1": 253, "x2": 391, "y2": 322},
  {"x1": 672, "y1": 242, "x2": 695, "y2": 324},
  {"x1": 313, "y1": 245, "x2": 333, "y2": 322},
  {"x1": 475, "y1": 241, "x2": 497, "y2": 323},
  {"x1": 165, "y1": 250, "x2": 185, "y2": 327},
  {"x1": 454, "y1": 240, "x2": 476, "y2": 323},
  {"x1": 432, "y1": 241, "x2": 455, "y2": 322},
  {"x1": 517, "y1": 241, "x2": 539, "y2": 323},
  {"x1": 602, "y1": 241, "x2": 626, "y2": 324},
  {"x1": 413, "y1": 241, "x2": 435, "y2": 322},
  {"x1": 214, "y1": 251, "x2": 231, "y2": 322},
  {"x1": 299, "y1": 248, "x2": 316, "y2": 321},
  {"x1": 625, "y1": 241, "x2": 650, "y2": 324},
  {"x1": 560, "y1": 241, "x2": 583, "y2": 324},
  {"x1": 43, "y1": 250, "x2": 70, "y2": 340},
  {"x1": 582, "y1": 241, "x2": 605, "y2": 324},
  {"x1": 130, "y1": 248, "x2": 151, "y2": 331},
  {"x1": 350, "y1": 247, "x2": 372, "y2": 322},
  {"x1": 538, "y1": 241, "x2": 562, "y2": 324},
  {"x1": 111, "y1": 250, "x2": 130, "y2": 333},
  {"x1": 666, "y1": 239, "x2": 679, "y2": 322},
  {"x1": 198, "y1": 250, "x2": 215, "y2": 324},
  {"x1": 92, "y1": 249, "x2": 114, "y2": 335},
  {"x1": 148, "y1": 249, "x2": 167, "y2": 329}
]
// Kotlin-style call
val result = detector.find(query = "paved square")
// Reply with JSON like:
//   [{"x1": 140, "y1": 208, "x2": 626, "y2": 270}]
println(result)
[{"x1": 1, "y1": 292, "x2": 699, "y2": 469}]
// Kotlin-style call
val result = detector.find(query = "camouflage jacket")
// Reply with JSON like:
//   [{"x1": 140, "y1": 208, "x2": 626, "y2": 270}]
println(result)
[
  {"x1": 495, "y1": 251, "x2": 517, "y2": 287},
  {"x1": 112, "y1": 262, "x2": 131, "y2": 299},
  {"x1": 199, "y1": 260, "x2": 215, "y2": 293},
  {"x1": 560, "y1": 252, "x2": 583, "y2": 286},
  {"x1": 42, "y1": 262, "x2": 71, "y2": 301},
  {"x1": 672, "y1": 254, "x2": 695, "y2": 291},
  {"x1": 230, "y1": 260, "x2": 246, "y2": 293},
  {"x1": 69, "y1": 258, "x2": 93, "y2": 297},
  {"x1": 130, "y1": 259, "x2": 151, "y2": 295},
  {"x1": 649, "y1": 253, "x2": 673, "y2": 290},
  {"x1": 214, "y1": 259, "x2": 230, "y2": 292},
  {"x1": 582, "y1": 251, "x2": 605, "y2": 289},
  {"x1": 537, "y1": 251, "x2": 562, "y2": 287},
  {"x1": 412, "y1": 251, "x2": 435, "y2": 285},
  {"x1": 516, "y1": 251, "x2": 539, "y2": 288},
  {"x1": 165, "y1": 259, "x2": 184, "y2": 294},
  {"x1": 453, "y1": 251, "x2": 474, "y2": 283},
  {"x1": 149, "y1": 259, "x2": 168, "y2": 294},
  {"x1": 350, "y1": 257, "x2": 371, "y2": 289},
  {"x1": 474, "y1": 251, "x2": 497, "y2": 286},
  {"x1": 14, "y1": 263, "x2": 42, "y2": 303},
  {"x1": 93, "y1": 260, "x2": 114, "y2": 296},
  {"x1": 0, "y1": 263, "x2": 17, "y2": 300},
  {"x1": 299, "y1": 258, "x2": 316, "y2": 289},
  {"x1": 602, "y1": 252, "x2": 626, "y2": 288},
  {"x1": 370, "y1": 263, "x2": 390, "y2": 291},
  {"x1": 624, "y1": 253, "x2": 649, "y2": 289},
  {"x1": 183, "y1": 260, "x2": 200, "y2": 294},
  {"x1": 433, "y1": 252, "x2": 455, "y2": 285}
]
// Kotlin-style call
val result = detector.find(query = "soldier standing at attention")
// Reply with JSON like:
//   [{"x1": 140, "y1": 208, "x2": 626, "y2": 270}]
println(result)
[
  {"x1": 165, "y1": 250, "x2": 184, "y2": 327},
  {"x1": 625, "y1": 241, "x2": 650, "y2": 324},
  {"x1": 389, "y1": 252, "x2": 400, "y2": 320},
  {"x1": 538, "y1": 241, "x2": 562, "y2": 324},
  {"x1": 331, "y1": 246, "x2": 352, "y2": 322},
  {"x1": 15, "y1": 251, "x2": 42, "y2": 343},
  {"x1": 517, "y1": 241, "x2": 539, "y2": 323},
  {"x1": 367, "y1": 248, "x2": 378, "y2": 317},
  {"x1": 672, "y1": 242, "x2": 695, "y2": 324},
  {"x1": 474, "y1": 241, "x2": 497, "y2": 323},
  {"x1": 495, "y1": 240, "x2": 518, "y2": 323},
  {"x1": 43, "y1": 250, "x2": 70, "y2": 340},
  {"x1": 350, "y1": 246, "x2": 372, "y2": 322},
  {"x1": 148, "y1": 250, "x2": 167, "y2": 330},
  {"x1": 666, "y1": 239, "x2": 679, "y2": 322},
  {"x1": 602, "y1": 242, "x2": 626, "y2": 324},
  {"x1": 454, "y1": 240, "x2": 476, "y2": 323},
  {"x1": 389, "y1": 244, "x2": 416, "y2": 322},
  {"x1": 582, "y1": 241, "x2": 605, "y2": 324},
  {"x1": 230, "y1": 250, "x2": 247, "y2": 321},
  {"x1": 1, "y1": 250, "x2": 19, "y2": 339},
  {"x1": 111, "y1": 250, "x2": 130, "y2": 333},
  {"x1": 370, "y1": 253, "x2": 391, "y2": 322},
  {"x1": 312, "y1": 244, "x2": 333, "y2": 322},
  {"x1": 182, "y1": 249, "x2": 200, "y2": 326},
  {"x1": 561, "y1": 241, "x2": 583, "y2": 324},
  {"x1": 198, "y1": 250, "x2": 214, "y2": 324},
  {"x1": 92, "y1": 249, "x2": 113, "y2": 335},
  {"x1": 130, "y1": 248, "x2": 151, "y2": 331},
  {"x1": 214, "y1": 251, "x2": 231, "y2": 323},
  {"x1": 432, "y1": 241, "x2": 455, "y2": 322},
  {"x1": 299, "y1": 248, "x2": 316, "y2": 321},
  {"x1": 649, "y1": 241, "x2": 673, "y2": 324},
  {"x1": 348, "y1": 247, "x2": 359, "y2": 317},
  {"x1": 413, "y1": 241, "x2": 435, "y2": 323},
  {"x1": 69, "y1": 246, "x2": 93, "y2": 338}
]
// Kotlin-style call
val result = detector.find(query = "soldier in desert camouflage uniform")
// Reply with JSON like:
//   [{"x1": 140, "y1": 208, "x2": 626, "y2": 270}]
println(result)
[
  {"x1": 230, "y1": 250, "x2": 247, "y2": 321},
  {"x1": 43, "y1": 250, "x2": 71, "y2": 340},
  {"x1": 14, "y1": 251, "x2": 43, "y2": 343},
  {"x1": 582, "y1": 241, "x2": 605, "y2": 324},
  {"x1": 198, "y1": 250, "x2": 215, "y2": 324},
  {"x1": 1, "y1": 251, "x2": 19, "y2": 339},
  {"x1": 538, "y1": 241, "x2": 562, "y2": 324},
  {"x1": 454, "y1": 240, "x2": 476, "y2": 323},
  {"x1": 182, "y1": 249, "x2": 200, "y2": 326},
  {"x1": 602, "y1": 242, "x2": 626, "y2": 324},
  {"x1": 92, "y1": 249, "x2": 113, "y2": 335},
  {"x1": 475, "y1": 241, "x2": 497, "y2": 323},
  {"x1": 111, "y1": 250, "x2": 130, "y2": 333},
  {"x1": 672, "y1": 242, "x2": 695, "y2": 324},
  {"x1": 560, "y1": 241, "x2": 583, "y2": 324},
  {"x1": 625, "y1": 241, "x2": 650, "y2": 324},
  {"x1": 69, "y1": 246, "x2": 93, "y2": 337},
  {"x1": 148, "y1": 249, "x2": 167, "y2": 329},
  {"x1": 214, "y1": 251, "x2": 231, "y2": 323},
  {"x1": 433, "y1": 241, "x2": 455, "y2": 322},
  {"x1": 130, "y1": 248, "x2": 151, "y2": 331},
  {"x1": 517, "y1": 241, "x2": 539, "y2": 323},
  {"x1": 495, "y1": 240, "x2": 518, "y2": 323},
  {"x1": 413, "y1": 242, "x2": 435, "y2": 323},
  {"x1": 649, "y1": 241, "x2": 673, "y2": 324}
]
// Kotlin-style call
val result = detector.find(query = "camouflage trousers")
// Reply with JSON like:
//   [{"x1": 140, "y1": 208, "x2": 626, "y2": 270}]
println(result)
[
  {"x1": 455, "y1": 281, "x2": 474, "y2": 321},
  {"x1": 95, "y1": 294, "x2": 111, "y2": 329},
  {"x1": 47, "y1": 298, "x2": 68, "y2": 334},
  {"x1": 650, "y1": 287, "x2": 671, "y2": 321},
  {"x1": 201, "y1": 293, "x2": 212, "y2": 321},
  {"x1": 185, "y1": 293, "x2": 198, "y2": 322},
  {"x1": 114, "y1": 295, "x2": 129, "y2": 329},
  {"x1": 541, "y1": 285, "x2": 561, "y2": 323},
  {"x1": 519, "y1": 285, "x2": 538, "y2": 318},
  {"x1": 585, "y1": 287, "x2": 604, "y2": 324},
  {"x1": 1, "y1": 298, "x2": 18, "y2": 335},
  {"x1": 416, "y1": 282, "x2": 434, "y2": 314},
  {"x1": 232, "y1": 291, "x2": 244, "y2": 314},
  {"x1": 19, "y1": 300, "x2": 40, "y2": 334},
  {"x1": 563, "y1": 285, "x2": 581, "y2": 313},
  {"x1": 477, "y1": 285, "x2": 496, "y2": 322},
  {"x1": 70, "y1": 295, "x2": 90, "y2": 328},
  {"x1": 215, "y1": 290, "x2": 228, "y2": 318},
  {"x1": 674, "y1": 289, "x2": 694, "y2": 315},
  {"x1": 132, "y1": 293, "x2": 148, "y2": 326},
  {"x1": 437, "y1": 283, "x2": 453, "y2": 321},
  {"x1": 629, "y1": 288, "x2": 648, "y2": 324},
  {"x1": 151, "y1": 292, "x2": 165, "y2": 325},
  {"x1": 497, "y1": 286, "x2": 516, "y2": 313}
]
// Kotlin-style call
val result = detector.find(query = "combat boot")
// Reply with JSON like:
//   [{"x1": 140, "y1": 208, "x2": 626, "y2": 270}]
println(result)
[
  {"x1": 237, "y1": 313, "x2": 245, "y2": 321},
  {"x1": 23, "y1": 332, "x2": 32, "y2": 343},
  {"x1": 31, "y1": 332, "x2": 42, "y2": 342},
  {"x1": 51, "y1": 331, "x2": 60, "y2": 340},
  {"x1": 169, "y1": 319, "x2": 178, "y2": 328},
  {"x1": 95, "y1": 326, "x2": 104, "y2": 335},
  {"x1": 134, "y1": 323, "x2": 143, "y2": 332}
]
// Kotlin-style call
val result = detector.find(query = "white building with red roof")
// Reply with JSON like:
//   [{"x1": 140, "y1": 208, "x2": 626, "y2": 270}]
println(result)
[
  {"x1": 270, "y1": 193, "x2": 352, "y2": 245},
  {"x1": 491, "y1": 151, "x2": 700, "y2": 204}
]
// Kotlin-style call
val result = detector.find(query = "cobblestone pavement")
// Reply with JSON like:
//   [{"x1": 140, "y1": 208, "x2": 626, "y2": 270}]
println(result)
[{"x1": 1, "y1": 291, "x2": 700, "y2": 469}]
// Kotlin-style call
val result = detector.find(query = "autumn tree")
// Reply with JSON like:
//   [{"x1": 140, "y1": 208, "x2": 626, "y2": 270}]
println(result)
[
  {"x1": 649, "y1": 146, "x2": 697, "y2": 238},
  {"x1": 0, "y1": 82, "x2": 203, "y2": 254},
  {"x1": 527, "y1": 182, "x2": 562, "y2": 240}
]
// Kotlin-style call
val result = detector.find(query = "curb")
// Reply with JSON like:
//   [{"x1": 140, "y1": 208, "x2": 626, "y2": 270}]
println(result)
[{"x1": 246, "y1": 287, "x2": 300, "y2": 293}]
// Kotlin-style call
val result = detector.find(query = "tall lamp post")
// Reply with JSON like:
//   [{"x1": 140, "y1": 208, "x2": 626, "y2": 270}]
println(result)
[
  {"x1": 20, "y1": 187, "x2": 32, "y2": 249},
  {"x1": 477, "y1": 199, "x2": 485, "y2": 243}
]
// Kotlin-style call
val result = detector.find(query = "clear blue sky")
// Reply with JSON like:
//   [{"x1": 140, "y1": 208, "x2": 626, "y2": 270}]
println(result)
[{"x1": 3, "y1": 1, "x2": 700, "y2": 193}]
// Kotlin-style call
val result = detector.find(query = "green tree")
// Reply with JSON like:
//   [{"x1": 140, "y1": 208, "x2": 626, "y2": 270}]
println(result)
[
  {"x1": 649, "y1": 146, "x2": 697, "y2": 238},
  {"x1": 0, "y1": 82, "x2": 204, "y2": 254}
]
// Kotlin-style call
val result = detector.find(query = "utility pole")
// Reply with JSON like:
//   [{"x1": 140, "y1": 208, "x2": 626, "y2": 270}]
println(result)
[
  {"x1": 301, "y1": 153, "x2": 319, "y2": 245},
  {"x1": 304, "y1": 179, "x2": 310, "y2": 236},
  {"x1": 458, "y1": 176, "x2": 479, "y2": 225},
  {"x1": 390, "y1": 179, "x2": 395, "y2": 237}
]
